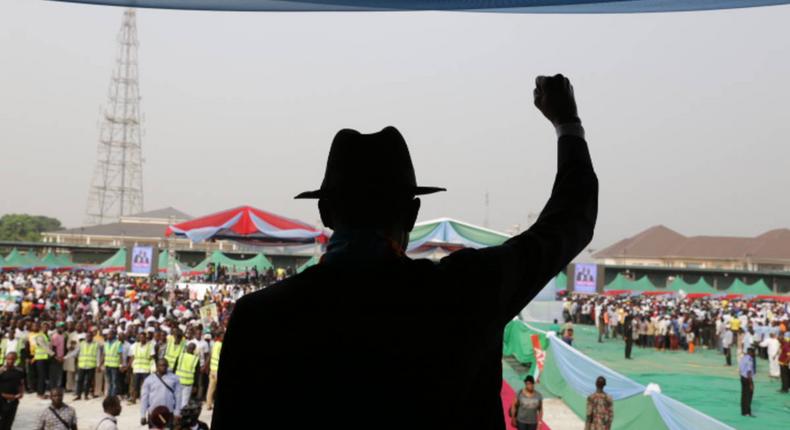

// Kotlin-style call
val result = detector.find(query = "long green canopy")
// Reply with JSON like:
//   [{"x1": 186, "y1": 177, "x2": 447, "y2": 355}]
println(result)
[
  {"x1": 725, "y1": 279, "x2": 773, "y2": 295},
  {"x1": 668, "y1": 278, "x2": 716, "y2": 295},
  {"x1": 1, "y1": 248, "x2": 42, "y2": 269},
  {"x1": 604, "y1": 274, "x2": 659, "y2": 292}
]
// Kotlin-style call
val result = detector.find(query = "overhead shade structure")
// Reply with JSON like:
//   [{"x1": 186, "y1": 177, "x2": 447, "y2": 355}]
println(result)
[
  {"x1": 668, "y1": 278, "x2": 716, "y2": 295},
  {"x1": 605, "y1": 274, "x2": 660, "y2": 293},
  {"x1": 40, "y1": 252, "x2": 74, "y2": 271},
  {"x1": 0, "y1": 249, "x2": 44, "y2": 271},
  {"x1": 96, "y1": 248, "x2": 127, "y2": 273},
  {"x1": 407, "y1": 218, "x2": 510, "y2": 254},
  {"x1": 724, "y1": 279, "x2": 773, "y2": 296},
  {"x1": 55, "y1": 0, "x2": 790, "y2": 13},
  {"x1": 157, "y1": 251, "x2": 191, "y2": 274},
  {"x1": 297, "y1": 255, "x2": 320, "y2": 273},
  {"x1": 166, "y1": 205, "x2": 326, "y2": 245}
]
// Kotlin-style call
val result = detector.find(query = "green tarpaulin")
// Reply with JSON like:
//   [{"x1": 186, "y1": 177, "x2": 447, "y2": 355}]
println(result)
[
  {"x1": 97, "y1": 248, "x2": 127, "y2": 271},
  {"x1": 1, "y1": 248, "x2": 42, "y2": 269},
  {"x1": 668, "y1": 278, "x2": 716, "y2": 294},
  {"x1": 725, "y1": 279, "x2": 773, "y2": 295},
  {"x1": 297, "y1": 255, "x2": 320, "y2": 273},
  {"x1": 605, "y1": 274, "x2": 660, "y2": 292}
]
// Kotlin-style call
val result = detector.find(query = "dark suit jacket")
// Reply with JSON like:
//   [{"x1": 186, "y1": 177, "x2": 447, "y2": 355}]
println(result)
[{"x1": 211, "y1": 135, "x2": 597, "y2": 429}]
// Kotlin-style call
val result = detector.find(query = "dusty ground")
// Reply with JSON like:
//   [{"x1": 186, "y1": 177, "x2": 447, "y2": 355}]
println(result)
[{"x1": 13, "y1": 394, "x2": 212, "y2": 429}]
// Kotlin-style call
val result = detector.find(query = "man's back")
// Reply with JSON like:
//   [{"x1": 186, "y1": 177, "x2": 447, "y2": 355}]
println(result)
[{"x1": 212, "y1": 75, "x2": 597, "y2": 429}]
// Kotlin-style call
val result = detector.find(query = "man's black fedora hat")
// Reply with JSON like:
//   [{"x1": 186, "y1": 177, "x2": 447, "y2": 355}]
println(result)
[{"x1": 295, "y1": 126, "x2": 446, "y2": 199}]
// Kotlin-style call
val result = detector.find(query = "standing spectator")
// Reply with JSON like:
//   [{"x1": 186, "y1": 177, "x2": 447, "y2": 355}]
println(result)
[
  {"x1": 739, "y1": 348, "x2": 756, "y2": 417},
  {"x1": 722, "y1": 329, "x2": 734, "y2": 366},
  {"x1": 63, "y1": 340, "x2": 77, "y2": 393},
  {"x1": 509, "y1": 375, "x2": 542, "y2": 430},
  {"x1": 623, "y1": 313, "x2": 634, "y2": 359},
  {"x1": 128, "y1": 332, "x2": 154, "y2": 404},
  {"x1": 102, "y1": 330, "x2": 122, "y2": 397},
  {"x1": 96, "y1": 395, "x2": 121, "y2": 430},
  {"x1": 37, "y1": 387, "x2": 77, "y2": 430},
  {"x1": 778, "y1": 332, "x2": 790, "y2": 393},
  {"x1": 585, "y1": 376, "x2": 613, "y2": 430},
  {"x1": 70, "y1": 331, "x2": 100, "y2": 401},
  {"x1": 759, "y1": 332, "x2": 780, "y2": 379},
  {"x1": 49, "y1": 323, "x2": 65, "y2": 392},
  {"x1": 175, "y1": 343, "x2": 199, "y2": 409},
  {"x1": 140, "y1": 359, "x2": 181, "y2": 427},
  {"x1": 205, "y1": 331, "x2": 222, "y2": 411},
  {"x1": 33, "y1": 322, "x2": 52, "y2": 398},
  {"x1": 0, "y1": 352, "x2": 25, "y2": 430},
  {"x1": 147, "y1": 405, "x2": 173, "y2": 430}
]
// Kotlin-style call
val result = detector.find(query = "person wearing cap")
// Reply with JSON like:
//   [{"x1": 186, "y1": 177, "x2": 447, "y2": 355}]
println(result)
[{"x1": 213, "y1": 74, "x2": 598, "y2": 428}]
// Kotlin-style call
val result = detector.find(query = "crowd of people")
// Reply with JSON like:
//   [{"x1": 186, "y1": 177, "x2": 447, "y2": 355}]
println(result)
[
  {"x1": 561, "y1": 292, "x2": 790, "y2": 417},
  {"x1": 0, "y1": 267, "x2": 263, "y2": 429}
]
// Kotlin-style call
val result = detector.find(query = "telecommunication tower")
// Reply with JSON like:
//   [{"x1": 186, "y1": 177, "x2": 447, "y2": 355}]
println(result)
[{"x1": 85, "y1": 9, "x2": 144, "y2": 225}]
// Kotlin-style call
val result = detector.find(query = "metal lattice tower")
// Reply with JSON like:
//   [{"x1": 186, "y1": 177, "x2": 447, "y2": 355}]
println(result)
[{"x1": 85, "y1": 9, "x2": 144, "y2": 226}]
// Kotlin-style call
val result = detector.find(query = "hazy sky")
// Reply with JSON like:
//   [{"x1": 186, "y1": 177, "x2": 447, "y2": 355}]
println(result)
[{"x1": 2, "y1": 1, "x2": 789, "y2": 256}]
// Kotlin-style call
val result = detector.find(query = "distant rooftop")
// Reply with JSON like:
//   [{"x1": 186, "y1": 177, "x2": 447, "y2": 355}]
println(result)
[
  {"x1": 52, "y1": 207, "x2": 193, "y2": 239},
  {"x1": 122, "y1": 207, "x2": 193, "y2": 222},
  {"x1": 593, "y1": 225, "x2": 790, "y2": 262}
]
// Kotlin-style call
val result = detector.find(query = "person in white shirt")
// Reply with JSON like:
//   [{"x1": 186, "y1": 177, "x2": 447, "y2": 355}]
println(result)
[{"x1": 96, "y1": 395, "x2": 122, "y2": 430}]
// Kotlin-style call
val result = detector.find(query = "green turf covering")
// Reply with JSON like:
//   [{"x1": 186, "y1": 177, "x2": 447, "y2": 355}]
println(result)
[{"x1": 529, "y1": 322, "x2": 788, "y2": 430}]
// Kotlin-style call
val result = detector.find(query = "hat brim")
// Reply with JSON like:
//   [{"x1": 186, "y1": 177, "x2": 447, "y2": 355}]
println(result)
[{"x1": 294, "y1": 186, "x2": 446, "y2": 199}]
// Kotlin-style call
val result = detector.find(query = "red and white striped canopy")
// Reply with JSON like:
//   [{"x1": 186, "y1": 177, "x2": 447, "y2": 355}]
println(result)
[{"x1": 165, "y1": 205, "x2": 326, "y2": 244}]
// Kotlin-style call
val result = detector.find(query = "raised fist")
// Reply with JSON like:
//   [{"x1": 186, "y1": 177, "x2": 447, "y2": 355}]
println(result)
[{"x1": 533, "y1": 74, "x2": 580, "y2": 126}]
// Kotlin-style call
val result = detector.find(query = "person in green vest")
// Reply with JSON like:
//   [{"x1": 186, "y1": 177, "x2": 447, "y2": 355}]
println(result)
[
  {"x1": 164, "y1": 328, "x2": 186, "y2": 372},
  {"x1": 72, "y1": 331, "x2": 100, "y2": 401},
  {"x1": 176, "y1": 343, "x2": 200, "y2": 410},
  {"x1": 33, "y1": 321, "x2": 52, "y2": 399},
  {"x1": 128, "y1": 333, "x2": 154, "y2": 404},
  {"x1": 101, "y1": 330, "x2": 122, "y2": 398},
  {"x1": 205, "y1": 331, "x2": 222, "y2": 411},
  {"x1": 0, "y1": 331, "x2": 23, "y2": 368}
]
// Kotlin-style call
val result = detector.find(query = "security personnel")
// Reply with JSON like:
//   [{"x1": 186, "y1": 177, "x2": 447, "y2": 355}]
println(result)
[
  {"x1": 164, "y1": 329, "x2": 186, "y2": 371},
  {"x1": 129, "y1": 333, "x2": 154, "y2": 404},
  {"x1": 206, "y1": 332, "x2": 222, "y2": 410},
  {"x1": 102, "y1": 331, "x2": 122, "y2": 397},
  {"x1": 74, "y1": 331, "x2": 99, "y2": 400},
  {"x1": 176, "y1": 343, "x2": 200, "y2": 409},
  {"x1": 33, "y1": 322, "x2": 52, "y2": 398}
]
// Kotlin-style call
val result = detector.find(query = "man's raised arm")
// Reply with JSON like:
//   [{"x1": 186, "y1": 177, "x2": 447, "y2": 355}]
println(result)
[{"x1": 493, "y1": 74, "x2": 599, "y2": 319}]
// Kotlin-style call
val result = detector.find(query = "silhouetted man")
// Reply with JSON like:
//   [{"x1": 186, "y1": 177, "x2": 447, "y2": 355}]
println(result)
[{"x1": 212, "y1": 74, "x2": 598, "y2": 429}]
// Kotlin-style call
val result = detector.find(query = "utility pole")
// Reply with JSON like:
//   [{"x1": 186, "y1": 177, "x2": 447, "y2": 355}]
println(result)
[{"x1": 85, "y1": 9, "x2": 144, "y2": 225}]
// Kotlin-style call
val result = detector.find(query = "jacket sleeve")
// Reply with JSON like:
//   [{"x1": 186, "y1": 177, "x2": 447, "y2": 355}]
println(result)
[{"x1": 464, "y1": 135, "x2": 598, "y2": 322}]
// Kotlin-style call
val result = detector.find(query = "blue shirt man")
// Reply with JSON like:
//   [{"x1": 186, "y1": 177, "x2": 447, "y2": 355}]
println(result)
[
  {"x1": 739, "y1": 348, "x2": 755, "y2": 417},
  {"x1": 141, "y1": 359, "x2": 182, "y2": 425}
]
